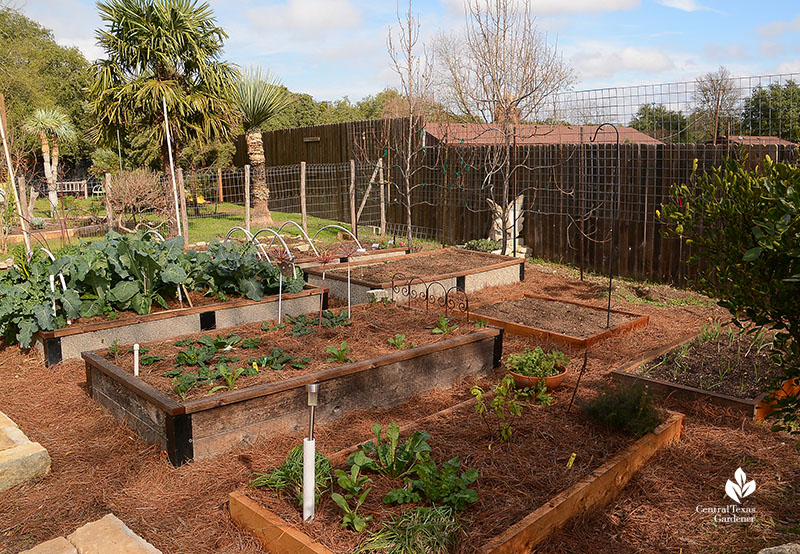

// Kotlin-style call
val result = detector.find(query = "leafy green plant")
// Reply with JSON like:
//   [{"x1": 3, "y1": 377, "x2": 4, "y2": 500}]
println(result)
[
  {"x1": 174, "y1": 338, "x2": 195, "y2": 347},
  {"x1": 249, "y1": 348, "x2": 309, "y2": 371},
  {"x1": 319, "y1": 309, "x2": 352, "y2": 329},
  {"x1": 505, "y1": 347, "x2": 569, "y2": 378},
  {"x1": 29, "y1": 216, "x2": 46, "y2": 230},
  {"x1": 285, "y1": 314, "x2": 316, "y2": 337},
  {"x1": 260, "y1": 321, "x2": 286, "y2": 332},
  {"x1": 356, "y1": 506, "x2": 461, "y2": 554},
  {"x1": 349, "y1": 422, "x2": 431, "y2": 479},
  {"x1": 463, "y1": 238, "x2": 501, "y2": 252},
  {"x1": 197, "y1": 333, "x2": 241, "y2": 351},
  {"x1": 211, "y1": 363, "x2": 246, "y2": 392},
  {"x1": 107, "y1": 338, "x2": 121, "y2": 360},
  {"x1": 250, "y1": 446, "x2": 332, "y2": 506},
  {"x1": 331, "y1": 461, "x2": 373, "y2": 532},
  {"x1": 471, "y1": 375, "x2": 548, "y2": 442},
  {"x1": 473, "y1": 319, "x2": 488, "y2": 328},
  {"x1": 429, "y1": 315, "x2": 457, "y2": 335},
  {"x1": 580, "y1": 384, "x2": 663, "y2": 438},
  {"x1": 171, "y1": 372, "x2": 199, "y2": 400},
  {"x1": 387, "y1": 333, "x2": 413, "y2": 349},
  {"x1": 406, "y1": 456, "x2": 478, "y2": 511},
  {"x1": 175, "y1": 344, "x2": 216, "y2": 367},
  {"x1": 140, "y1": 354, "x2": 163, "y2": 366},
  {"x1": 326, "y1": 341, "x2": 353, "y2": 363},
  {"x1": 240, "y1": 337, "x2": 261, "y2": 349}
]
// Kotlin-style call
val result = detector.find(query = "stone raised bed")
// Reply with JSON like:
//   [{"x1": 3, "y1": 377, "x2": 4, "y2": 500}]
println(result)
[
  {"x1": 304, "y1": 248, "x2": 524, "y2": 304},
  {"x1": 229, "y1": 410, "x2": 685, "y2": 554},
  {"x1": 461, "y1": 293, "x2": 649, "y2": 350},
  {"x1": 34, "y1": 286, "x2": 326, "y2": 366},
  {"x1": 82, "y1": 327, "x2": 502, "y2": 466},
  {"x1": 612, "y1": 334, "x2": 800, "y2": 422}
]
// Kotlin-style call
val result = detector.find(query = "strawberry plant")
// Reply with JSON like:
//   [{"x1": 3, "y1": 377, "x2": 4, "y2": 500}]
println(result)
[
  {"x1": 249, "y1": 348, "x2": 309, "y2": 371},
  {"x1": 175, "y1": 344, "x2": 216, "y2": 367},
  {"x1": 240, "y1": 337, "x2": 261, "y2": 349},
  {"x1": 140, "y1": 354, "x2": 163, "y2": 366},
  {"x1": 326, "y1": 341, "x2": 353, "y2": 363},
  {"x1": 260, "y1": 321, "x2": 286, "y2": 332},
  {"x1": 197, "y1": 333, "x2": 241, "y2": 351}
]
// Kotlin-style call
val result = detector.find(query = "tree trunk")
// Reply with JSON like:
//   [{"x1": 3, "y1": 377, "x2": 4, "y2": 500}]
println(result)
[
  {"x1": 247, "y1": 130, "x2": 273, "y2": 227},
  {"x1": 39, "y1": 132, "x2": 58, "y2": 218}
]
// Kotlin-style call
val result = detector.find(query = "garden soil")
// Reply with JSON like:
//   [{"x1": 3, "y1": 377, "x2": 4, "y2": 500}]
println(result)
[{"x1": 0, "y1": 261, "x2": 798, "y2": 553}]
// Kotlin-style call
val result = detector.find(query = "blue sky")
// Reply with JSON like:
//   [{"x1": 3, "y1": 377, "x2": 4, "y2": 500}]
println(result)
[{"x1": 17, "y1": 0, "x2": 800, "y2": 101}]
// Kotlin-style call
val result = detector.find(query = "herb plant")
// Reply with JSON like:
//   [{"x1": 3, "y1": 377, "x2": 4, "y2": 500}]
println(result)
[
  {"x1": 350, "y1": 422, "x2": 431, "y2": 479},
  {"x1": 580, "y1": 384, "x2": 663, "y2": 437},
  {"x1": 505, "y1": 347, "x2": 569, "y2": 378},
  {"x1": 356, "y1": 506, "x2": 461, "y2": 554},
  {"x1": 250, "y1": 445, "x2": 332, "y2": 506}
]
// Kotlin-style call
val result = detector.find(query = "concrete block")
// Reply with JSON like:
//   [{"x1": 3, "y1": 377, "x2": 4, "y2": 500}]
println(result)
[
  {"x1": 20, "y1": 537, "x2": 77, "y2": 554},
  {"x1": 0, "y1": 441, "x2": 51, "y2": 492},
  {"x1": 67, "y1": 514, "x2": 161, "y2": 554}
]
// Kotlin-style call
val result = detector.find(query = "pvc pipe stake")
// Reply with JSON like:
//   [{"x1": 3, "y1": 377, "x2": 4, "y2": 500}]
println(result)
[
  {"x1": 347, "y1": 264, "x2": 351, "y2": 318},
  {"x1": 302, "y1": 437, "x2": 316, "y2": 521},
  {"x1": 278, "y1": 273, "x2": 283, "y2": 325},
  {"x1": 133, "y1": 343, "x2": 140, "y2": 377},
  {"x1": 49, "y1": 274, "x2": 56, "y2": 316}
]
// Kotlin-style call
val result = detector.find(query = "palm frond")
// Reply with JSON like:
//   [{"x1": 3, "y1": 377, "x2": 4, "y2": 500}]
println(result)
[{"x1": 236, "y1": 67, "x2": 293, "y2": 132}]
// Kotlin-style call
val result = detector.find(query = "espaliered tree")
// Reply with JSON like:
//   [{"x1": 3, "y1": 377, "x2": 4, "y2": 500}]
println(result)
[
  {"x1": 89, "y1": 0, "x2": 237, "y2": 176},
  {"x1": 659, "y1": 156, "x2": 799, "y2": 433},
  {"x1": 235, "y1": 67, "x2": 292, "y2": 227}
]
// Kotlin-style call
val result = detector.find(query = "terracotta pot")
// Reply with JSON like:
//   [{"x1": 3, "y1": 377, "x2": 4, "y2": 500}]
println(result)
[{"x1": 508, "y1": 365, "x2": 567, "y2": 390}]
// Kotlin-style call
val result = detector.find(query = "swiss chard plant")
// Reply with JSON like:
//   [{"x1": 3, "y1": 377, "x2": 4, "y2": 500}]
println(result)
[{"x1": 349, "y1": 422, "x2": 431, "y2": 479}]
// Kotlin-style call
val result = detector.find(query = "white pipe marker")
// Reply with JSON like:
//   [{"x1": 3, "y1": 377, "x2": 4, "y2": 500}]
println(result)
[
  {"x1": 302, "y1": 437, "x2": 315, "y2": 521},
  {"x1": 133, "y1": 343, "x2": 140, "y2": 377}
]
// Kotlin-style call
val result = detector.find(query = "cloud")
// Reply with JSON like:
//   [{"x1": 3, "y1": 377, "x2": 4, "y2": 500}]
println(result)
[
  {"x1": 18, "y1": 0, "x2": 103, "y2": 60},
  {"x1": 757, "y1": 14, "x2": 800, "y2": 37},
  {"x1": 442, "y1": 0, "x2": 639, "y2": 16},
  {"x1": 760, "y1": 40, "x2": 785, "y2": 58},
  {"x1": 572, "y1": 45, "x2": 675, "y2": 79},
  {"x1": 657, "y1": 0, "x2": 723, "y2": 13},
  {"x1": 776, "y1": 59, "x2": 800, "y2": 74},
  {"x1": 248, "y1": 0, "x2": 361, "y2": 35},
  {"x1": 703, "y1": 43, "x2": 748, "y2": 61}
]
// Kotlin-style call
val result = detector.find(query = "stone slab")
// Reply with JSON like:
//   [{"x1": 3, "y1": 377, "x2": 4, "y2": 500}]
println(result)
[
  {"x1": 67, "y1": 514, "x2": 161, "y2": 554},
  {"x1": 0, "y1": 441, "x2": 51, "y2": 492},
  {"x1": 20, "y1": 537, "x2": 78, "y2": 554}
]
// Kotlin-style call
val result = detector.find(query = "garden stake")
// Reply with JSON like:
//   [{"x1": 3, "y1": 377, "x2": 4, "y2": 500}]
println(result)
[
  {"x1": 347, "y1": 262, "x2": 351, "y2": 318},
  {"x1": 567, "y1": 349, "x2": 589, "y2": 413},
  {"x1": 278, "y1": 272, "x2": 283, "y2": 324},
  {"x1": 133, "y1": 344, "x2": 139, "y2": 377},
  {"x1": 590, "y1": 123, "x2": 620, "y2": 328},
  {"x1": 303, "y1": 383, "x2": 320, "y2": 521},
  {"x1": 49, "y1": 275, "x2": 56, "y2": 317}
]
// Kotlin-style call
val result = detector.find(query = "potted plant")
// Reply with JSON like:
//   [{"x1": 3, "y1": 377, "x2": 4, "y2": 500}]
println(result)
[{"x1": 505, "y1": 347, "x2": 570, "y2": 390}]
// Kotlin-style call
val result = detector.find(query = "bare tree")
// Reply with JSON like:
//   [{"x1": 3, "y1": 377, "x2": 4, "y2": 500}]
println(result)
[
  {"x1": 434, "y1": 0, "x2": 574, "y2": 254},
  {"x1": 692, "y1": 66, "x2": 739, "y2": 143},
  {"x1": 386, "y1": 0, "x2": 435, "y2": 247}
]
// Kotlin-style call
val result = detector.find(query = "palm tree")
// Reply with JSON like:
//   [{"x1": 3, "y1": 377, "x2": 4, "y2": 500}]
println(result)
[
  {"x1": 24, "y1": 108, "x2": 76, "y2": 217},
  {"x1": 88, "y1": 0, "x2": 237, "y2": 174},
  {"x1": 235, "y1": 68, "x2": 292, "y2": 227}
]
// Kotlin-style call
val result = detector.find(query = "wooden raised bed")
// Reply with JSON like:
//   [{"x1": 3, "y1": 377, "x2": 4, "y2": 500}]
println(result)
[
  {"x1": 294, "y1": 246, "x2": 410, "y2": 269},
  {"x1": 612, "y1": 334, "x2": 800, "y2": 422},
  {"x1": 229, "y1": 411, "x2": 685, "y2": 554},
  {"x1": 304, "y1": 248, "x2": 524, "y2": 304},
  {"x1": 82, "y1": 327, "x2": 502, "y2": 466},
  {"x1": 462, "y1": 293, "x2": 649, "y2": 349},
  {"x1": 35, "y1": 286, "x2": 326, "y2": 366}
]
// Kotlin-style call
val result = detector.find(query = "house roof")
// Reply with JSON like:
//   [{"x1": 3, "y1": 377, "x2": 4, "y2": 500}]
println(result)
[
  {"x1": 717, "y1": 135, "x2": 797, "y2": 146},
  {"x1": 425, "y1": 123, "x2": 665, "y2": 146}
]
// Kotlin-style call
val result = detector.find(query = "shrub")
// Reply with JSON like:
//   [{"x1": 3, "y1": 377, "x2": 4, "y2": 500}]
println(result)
[
  {"x1": 29, "y1": 216, "x2": 46, "y2": 229},
  {"x1": 463, "y1": 238, "x2": 501, "y2": 252},
  {"x1": 580, "y1": 384, "x2": 663, "y2": 438},
  {"x1": 659, "y1": 156, "x2": 799, "y2": 433}
]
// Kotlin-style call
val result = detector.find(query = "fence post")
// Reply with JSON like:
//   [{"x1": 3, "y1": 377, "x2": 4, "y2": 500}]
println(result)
[
  {"x1": 177, "y1": 168, "x2": 189, "y2": 248},
  {"x1": 217, "y1": 168, "x2": 223, "y2": 203},
  {"x1": 349, "y1": 159, "x2": 357, "y2": 239},
  {"x1": 103, "y1": 172, "x2": 114, "y2": 230},
  {"x1": 300, "y1": 161, "x2": 308, "y2": 233},
  {"x1": 244, "y1": 164, "x2": 251, "y2": 233},
  {"x1": 83, "y1": 180, "x2": 88, "y2": 200},
  {"x1": 378, "y1": 158, "x2": 385, "y2": 236},
  {"x1": 17, "y1": 175, "x2": 29, "y2": 222}
]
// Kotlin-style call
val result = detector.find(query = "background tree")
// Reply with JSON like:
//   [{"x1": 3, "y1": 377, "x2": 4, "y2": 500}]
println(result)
[
  {"x1": 89, "y1": 0, "x2": 237, "y2": 176},
  {"x1": 434, "y1": 0, "x2": 574, "y2": 254},
  {"x1": 691, "y1": 66, "x2": 739, "y2": 143},
  {"x1": 629, "y1": 103, "x2": 689, "y2": 143},
  {"x1": 235, "y1": 67, "x2": 292, "y2": 227},
  {"x1": 23, "y1": 108, "x2": 76, "y2": 217},
  {"x1": 0, "y1": 7, "x2": 91, "y2": 176},
  {"x1": 741, "y1": 80, "x2": 800, "y2": 143}
]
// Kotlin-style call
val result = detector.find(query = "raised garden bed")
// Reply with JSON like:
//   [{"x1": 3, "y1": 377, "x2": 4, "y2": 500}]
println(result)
[
  {"x1": 5, "y1": 223, "x2": 107, "y2": 246},
  {"x1": 294, "y1": 245, "x2": 410, "y2": 269},
  {"x1": 82, "y1": 305, "x2": 502, "y2": 465},
  {"x1": 34, "y1": 286, "x2": 325, "y2": 366},
  {"x1": 465, "y1": 294, "x2": 649, "y2": 349},
  {"x1": 304, "y1": 248, "x2": 524, "y2": 304},
  {"x1": 229, "y1": 396, "x2": 684, "y2": 554},
  {"x1": 612, "y1": 328, "x2": 800, "y2": 421}
]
